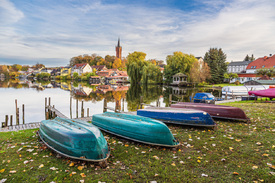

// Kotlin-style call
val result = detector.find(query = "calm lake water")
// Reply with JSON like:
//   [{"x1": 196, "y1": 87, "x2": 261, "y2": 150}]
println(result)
[{"x1": 0, "y1": 80, "x2": 221, "y2": 125}]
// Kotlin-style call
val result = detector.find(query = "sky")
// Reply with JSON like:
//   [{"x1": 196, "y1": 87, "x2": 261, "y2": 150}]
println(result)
[{"x1": 0, "y1": 0, "x2": 275, "y2": 67}]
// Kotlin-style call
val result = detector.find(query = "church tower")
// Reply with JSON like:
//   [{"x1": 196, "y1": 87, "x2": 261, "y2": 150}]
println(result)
[{"x1": 116, "y1": 38, "x2": 122, "y2": 59}]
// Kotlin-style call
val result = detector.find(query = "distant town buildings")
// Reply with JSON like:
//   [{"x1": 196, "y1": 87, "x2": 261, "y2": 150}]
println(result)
[{"x1": 228, "y1": 54, "x2": 275, "y2": 83}]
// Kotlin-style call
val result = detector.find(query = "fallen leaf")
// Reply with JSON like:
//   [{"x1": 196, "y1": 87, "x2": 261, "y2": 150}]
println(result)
[
  {"x1": 39, "y1": 164, "x2": 44, "y2": 168},
  {"x1": 153, "y1": 156, "x2": 159, "y2": 160},
  {"x1": 0, "y1": 169, "x2": 5, "y2": 173},
  {"x1": 262, "y1": 154, "x2": 269, "y2": 157},
  {"x1": 80, "y1": 180, "x2": 85, "y2": 183},
  {"x1": 252, "y1": 166, "x2": 258, "y2": 169},
  {"x1": 197, "y1": 160, "x2": 201, "y2": 163},
  {"x1": 235, "y1": 139, "x2": 242, "y2": 142},
  {"x1": 229, "y1": 147, "x2": 234, "y2": 151},
  {"x1": 50, "y1": 167, "x2": 57, "y2": 171},
  {"x1": 80, "y1": 173, "x2": 86, "y2": 177},
  {"x1": 69, "y1": 163, "x2": 74, "y2": 167},
  {"x1": 9, "y1": 170, "x2": 16, "y2": 173},
  {"x1": 233, "y1": 172, "x2": 239, "y2": 175},
  {"x1": 201, "y1": 173, "x2": 208, "y2": 177},
  {"x1": 125, "y1": 144, "x2": 129, "y2": 147},
  {"x1": 78, "y1": 166, "x2": 84, "y2": 171},
  {"x1": 171, "y1": 163, "x2": 176, "y2": 166}
]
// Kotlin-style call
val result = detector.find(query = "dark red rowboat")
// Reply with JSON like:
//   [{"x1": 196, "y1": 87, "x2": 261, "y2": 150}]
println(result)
[{"x1": 171, "y1": 102, "x2": 250, "y2": 122}]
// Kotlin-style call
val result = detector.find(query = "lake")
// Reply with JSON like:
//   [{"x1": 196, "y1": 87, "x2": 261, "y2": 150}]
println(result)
[{"x1": 0, "y1": 80, "x2": 221, "y2": 126}]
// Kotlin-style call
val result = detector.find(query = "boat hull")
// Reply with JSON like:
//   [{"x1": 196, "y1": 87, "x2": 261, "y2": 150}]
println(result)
[
  {"x1": 92, "y1": 112, "x2": 179, "y2": 147},
  {"x1": 137, "y1": 107, "x2": 216, "y2": 127},
  {"x1": 248, "y1": 88, "x2": 275, "y2": 99},
  {"x1": 171, "y1": 102, "x2": 250, "y2": 122},
  {"x1": 38, "y1": 117, "x2": 110, "y2": 161}
]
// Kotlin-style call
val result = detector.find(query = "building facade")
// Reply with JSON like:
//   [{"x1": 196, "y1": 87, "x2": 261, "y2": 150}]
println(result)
[{"x1": 227, "y1": 61, "x2": 252, "y2": 73}]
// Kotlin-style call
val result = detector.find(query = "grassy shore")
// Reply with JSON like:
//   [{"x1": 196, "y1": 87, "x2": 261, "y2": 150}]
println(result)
[{"x1": 0, "y1": 102, "x2": 274, "y2": 182}]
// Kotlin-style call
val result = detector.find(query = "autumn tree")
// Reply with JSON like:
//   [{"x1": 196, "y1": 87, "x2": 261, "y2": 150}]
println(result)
[
  {"x1": 164, "y1": 52, "x2": 197, "y2": 83},
  {"x1": 112, "y1": 58, "x2": 121, "y2": 69},
  {"x1": 190, "y1": 60, "x2": 211, "y2": 83},
  {"x1": 204, "y1": 48, "x2": 227, "y2": 84}
]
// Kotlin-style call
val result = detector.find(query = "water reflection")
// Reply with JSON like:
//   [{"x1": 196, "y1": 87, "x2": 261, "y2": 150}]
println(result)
[{"x1": 0, "y1": 79, "x2": 221, "y2": 124}]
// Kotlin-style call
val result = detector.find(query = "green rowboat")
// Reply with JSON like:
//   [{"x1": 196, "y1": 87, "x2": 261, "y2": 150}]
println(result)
[
  {"x1": 92, "y1": 112, "x2": 179, "y2": 147},
  {"x1": 38, "y1": 117, "x2": 110, "y2": 162}
]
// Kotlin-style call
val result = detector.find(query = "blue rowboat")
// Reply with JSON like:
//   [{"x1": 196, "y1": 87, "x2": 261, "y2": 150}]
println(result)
[
  {"x1": 137, "y1": 107, "x2": 216, "y2": 127},
  {"x1": 92, "y1": 112, "x2": 179, "y2": 147},
  {"x1": 38, "y1": 117, "x2": 110, "y2": 162}
]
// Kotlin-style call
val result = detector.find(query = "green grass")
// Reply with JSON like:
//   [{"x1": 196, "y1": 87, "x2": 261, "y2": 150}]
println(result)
[{"x1": 0, "y1": 102, "x2": 274, "y2": 182}]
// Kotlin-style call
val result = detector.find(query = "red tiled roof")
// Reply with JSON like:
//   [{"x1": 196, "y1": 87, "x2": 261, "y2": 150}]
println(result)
[
  {"x1": 247, "y1": 55, "x2": 275, "y2": 70},
  {"x1": 73, "y1": 63, "x2": 88, "y2": 69},
  {"x1": 91, "y1": 65, "x2": 107, "y2": 70},
  {"x1": 238, "y1": 73, "x2": 257, "y2": 77}
]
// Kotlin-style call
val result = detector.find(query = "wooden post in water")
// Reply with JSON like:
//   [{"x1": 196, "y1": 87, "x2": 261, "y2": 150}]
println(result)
[
  {"x1": 5, "y1": 115, "x2": 8, "y2": 127},
  {"x1": 45, "y1": 97, "x2": 48, "y2": 119},
  {"x1": 140, "y1": 96, "x2": 143, "y2": 109},
  {"x1": 70, "y1": 97, "x2": 72, "y2": 119},
  {"x1": 22, "y1": 104, "x2": 25, "y2": 124},
  {"x1": 87, "y1": 108, "x2": 89, "y2": 117},
  {"x1": 103, "y1": 98, "x2": 107, "y2": 113},
  {"x1": 48, "y1": 97, "x2": 51, "y2": 107},
  {"x1": 16, "y1": 107, "x2": 19, "y2": 125},
  {"x1": 169, "y1": 94, "x2": 172, "y2": 106},
  {"x1": 81, "y1": 101, "x2": 84, "y2": 117},
  {"x1": 15, "y1": 99, "x2": 19, "y2": 124},
  {"x1": 76, "y1": 99, "x2": 78, "y2": 118},
  {"x1": 10, "y1": 115, "x2": 13, "y2": 126}
]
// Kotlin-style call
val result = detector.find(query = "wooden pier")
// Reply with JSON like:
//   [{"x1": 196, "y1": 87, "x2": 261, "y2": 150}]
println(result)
[{"x1": 0, "y1": 122, "x2": 40, "y2": 132}]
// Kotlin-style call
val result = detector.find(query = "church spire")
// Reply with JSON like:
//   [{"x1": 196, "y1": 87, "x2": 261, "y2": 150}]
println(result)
[
  {"x1": 117, "y1": 37, "x2": 120, "y2": 47},
  {"x1": 116, "y1": 38, "x2": 122, "y2": 59}
]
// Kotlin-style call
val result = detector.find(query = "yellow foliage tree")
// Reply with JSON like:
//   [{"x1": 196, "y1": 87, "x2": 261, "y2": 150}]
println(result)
[{"x1": 112, "y1": 58, "x2": 122, "y2": 69}]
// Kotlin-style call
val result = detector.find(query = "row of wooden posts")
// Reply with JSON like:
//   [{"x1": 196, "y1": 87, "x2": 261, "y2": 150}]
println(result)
[
  {"x1": 45, "y1": 97, "x2": 94, "y2": 120},
  {"x1": 2, "y1": 99, "x2": 25, "y2": 128}
]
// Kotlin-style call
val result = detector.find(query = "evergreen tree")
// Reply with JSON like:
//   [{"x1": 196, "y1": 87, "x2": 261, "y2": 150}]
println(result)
[
  {"x1": 204, "y1": 48, "x2": 227, "y2": 84},
  {"x1": 244, "y1": 54, "x2": 250, "y2": 61}
]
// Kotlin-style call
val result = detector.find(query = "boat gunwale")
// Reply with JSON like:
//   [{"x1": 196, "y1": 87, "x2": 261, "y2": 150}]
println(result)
[
  {"x1": 93, "y1": 125, "x2": 180, "y2": 147},
  {"x1": 37, "y1": 130, "x2": 110, "y2": 162}
]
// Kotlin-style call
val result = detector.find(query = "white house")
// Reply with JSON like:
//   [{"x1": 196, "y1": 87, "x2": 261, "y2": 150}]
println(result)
[
  {"x1": 227, "y1": 61, "x2": 252, "y2": 73},
  {"x1": 71, "y1": 63, "x2": 92, "y2": 75}
]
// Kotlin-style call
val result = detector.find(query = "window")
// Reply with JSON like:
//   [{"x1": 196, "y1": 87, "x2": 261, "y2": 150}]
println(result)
[
  {"x1": 262, "y1": 65, "x2": 265, "y2": 68},
  {"x1": 251, "y1": 66, "x2": 253, "y2": 68},
  {"x1": 254, "y1": 66, "x2": 256, "y2": 69}
]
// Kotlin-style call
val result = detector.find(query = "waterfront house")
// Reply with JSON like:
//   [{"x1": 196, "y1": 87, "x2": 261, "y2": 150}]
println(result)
[
  {"x1": 172, "y1": 73, "x2": 187, "y2": 85},
  {"x1": 60, "y1": 67, "x2": 71, "y2": 76},
  {"x1": 71, "y1": 63, "x2": 92, "y2": 75},
  {"x1": 227, "y1": 60, "x2": 252, "y2": 73}
]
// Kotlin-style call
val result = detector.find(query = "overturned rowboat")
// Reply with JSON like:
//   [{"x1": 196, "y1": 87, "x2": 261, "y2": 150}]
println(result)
[
  {"x1": 38, "y1": 117, "x2": 110, "y2": 162},
  {"x1": 171, "y1": 102, "x2": 250, "y2": 122},
  {"x1": 137, "y1": 107, "x2": 216, "y2": 127},
  {"x1": 92, "y1": 112, "x2": 179, "y2": 147}
]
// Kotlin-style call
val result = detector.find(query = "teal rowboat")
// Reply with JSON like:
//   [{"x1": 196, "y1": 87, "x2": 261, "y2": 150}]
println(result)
[
  {"x1": 38, "y1": 117, "x2": 110, "y2": 162},
  {"x1": 92, "y1": 112, "x2": 179, "y2": 147}
]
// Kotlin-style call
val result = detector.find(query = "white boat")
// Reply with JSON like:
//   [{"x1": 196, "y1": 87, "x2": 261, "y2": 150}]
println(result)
[{"x1": 222, "y1": 85, "x2": 270, "y2": 96}]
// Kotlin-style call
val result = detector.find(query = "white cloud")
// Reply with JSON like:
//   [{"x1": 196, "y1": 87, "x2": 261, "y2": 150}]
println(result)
[
  {"x1": 0, "y1": 0, "x2": 24, "y2": 25},
  {"x1": 0, "y1": 0, "x2": 275, "y2": 66}
]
